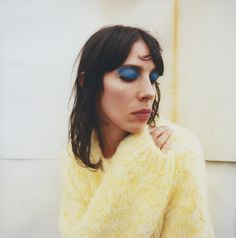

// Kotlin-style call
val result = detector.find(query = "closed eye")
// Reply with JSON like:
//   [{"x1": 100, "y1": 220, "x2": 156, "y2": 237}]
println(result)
[
  {"x1": 150, "y1": 70, "x2": 159, "y2": 84},
  {"x1": 117, "y1": 65, "x2": 160, "y2": 84},
  {"x1": 117, "y1": 66, "x2": 139, "y2": 81}
]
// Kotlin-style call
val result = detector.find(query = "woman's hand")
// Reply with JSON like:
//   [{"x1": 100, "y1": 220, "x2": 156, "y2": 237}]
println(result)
[{"x1": 149, "y1": 126, "x2": 173, "y2": 153}]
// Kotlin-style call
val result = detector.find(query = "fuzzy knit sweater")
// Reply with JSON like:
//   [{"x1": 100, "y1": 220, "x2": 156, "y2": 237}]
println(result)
[{"x1": 59, "y1": 118, "x2": 215, "y2": 238}]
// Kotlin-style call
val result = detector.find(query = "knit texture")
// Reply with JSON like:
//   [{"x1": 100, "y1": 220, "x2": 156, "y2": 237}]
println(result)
[{"x1": 59, "y1": 118, "x2": 215, "y2": 238}]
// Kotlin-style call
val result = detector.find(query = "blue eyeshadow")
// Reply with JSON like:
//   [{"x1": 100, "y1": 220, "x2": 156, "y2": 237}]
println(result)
[
  {"x1": 117, "y1": 66, "x2": 159, "y2": 83},
  {"x1": 117, "y1": 66, "x2": 139, "y2": 81},
  {"x1": 150, "y1": 71, "x2": 159, "y2": 83}
]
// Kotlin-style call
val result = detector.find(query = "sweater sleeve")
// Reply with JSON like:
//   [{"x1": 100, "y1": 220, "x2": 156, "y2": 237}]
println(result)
[
  {"x1": 58, "y1": 147, "x2": 92, "y2": 237},
  {"x1": 160, "y1": 132, "x2": 215, "y2": 238}
]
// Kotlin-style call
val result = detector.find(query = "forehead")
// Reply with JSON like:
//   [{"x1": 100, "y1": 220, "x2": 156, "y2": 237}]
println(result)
[{"x1": 122, "y1": 39, "x2": 155, "y2": 68}]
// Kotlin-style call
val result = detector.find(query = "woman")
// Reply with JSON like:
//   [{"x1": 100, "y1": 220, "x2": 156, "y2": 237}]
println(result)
[{"x1": 59, "y1": 25, "x2": 214, "y2": 237}]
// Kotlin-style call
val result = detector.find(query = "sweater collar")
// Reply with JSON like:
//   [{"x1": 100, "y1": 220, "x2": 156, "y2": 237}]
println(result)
[{"x1": 89, "y1": 123, "x2": 156, "y2": 166}]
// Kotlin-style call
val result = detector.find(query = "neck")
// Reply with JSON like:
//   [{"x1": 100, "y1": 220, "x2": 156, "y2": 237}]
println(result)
[{"x1": 97, "y1": 124, "x2": 129, "y2": 159}]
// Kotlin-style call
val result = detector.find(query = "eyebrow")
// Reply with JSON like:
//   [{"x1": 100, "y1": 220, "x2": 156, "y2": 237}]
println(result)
[
  {"x1": 119, "y1": 64, "x2": 157, "y2": 72},
  {"x1": 138, "y1": 54, "x2": 152, "y2": 60}
]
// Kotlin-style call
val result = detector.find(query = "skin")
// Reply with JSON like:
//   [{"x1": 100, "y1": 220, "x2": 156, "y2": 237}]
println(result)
[
  {"x1": 97, "y1": 39, "x2": 172, "y2": 159},
  {"x1": 149, "y1": 126, "x2": 173, "y2": 153}
]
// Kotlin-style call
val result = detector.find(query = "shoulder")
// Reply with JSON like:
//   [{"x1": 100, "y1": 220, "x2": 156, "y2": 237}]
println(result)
[
  {"x1": 59, "y1": 143, "x2": 91, "y2": 183},
  {"x1": 157, "y1": 118, "x2": 206, "y2": 180},
  {"x1": 156, "y1": 117, "x2": 203, "y2": 157},
  {"x1": 157, "y1": 117, "x2": 200, "y2": 142}
]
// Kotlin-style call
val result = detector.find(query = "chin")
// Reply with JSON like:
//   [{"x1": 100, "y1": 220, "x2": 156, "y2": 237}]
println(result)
[{"x1": 128, "y1": 124, "x2": 147, "y2": 134}]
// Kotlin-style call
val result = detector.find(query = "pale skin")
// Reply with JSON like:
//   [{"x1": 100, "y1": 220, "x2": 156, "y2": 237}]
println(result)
[
  {"x1": 97, "y1": 39, "x2": 172, "y2": 159},
  {"x1": 149, "y1": 126, "x2": 173, "y2": 153}
]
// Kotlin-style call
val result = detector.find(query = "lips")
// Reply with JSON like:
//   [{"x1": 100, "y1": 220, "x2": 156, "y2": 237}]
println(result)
[
  {"x1": 131, "y1": 109, "x2": 151, "y2": 114},
  {"x1": 131, "y1": 109, "x2": 151, "y2": 121}
]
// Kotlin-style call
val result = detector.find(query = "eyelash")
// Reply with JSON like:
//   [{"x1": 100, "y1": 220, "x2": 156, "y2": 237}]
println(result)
[{"x1": 119, "y1": 71, "x2": 159, "y2": 84}]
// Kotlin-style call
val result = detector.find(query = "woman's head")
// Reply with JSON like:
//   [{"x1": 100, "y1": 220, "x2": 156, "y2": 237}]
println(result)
[{"x1": 69, "y1": 25, "x2": 164, "y2": 170}]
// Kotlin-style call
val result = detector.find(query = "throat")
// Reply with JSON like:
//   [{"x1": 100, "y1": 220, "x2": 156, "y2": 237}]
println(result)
[
  {"x1": 97, "y1": 127, "x2": 129, "y2": 160},
  {"x1": 100, "y1": 135, "x2": 123, "y2": 159},
  {"x1": 102, "y1": 147, "x2": 116, "y2": 159}
]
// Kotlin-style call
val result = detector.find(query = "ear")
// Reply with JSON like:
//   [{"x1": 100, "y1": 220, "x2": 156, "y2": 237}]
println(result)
[{"x1": 79, "y1": 72, "x2": 85, "y2": 88}]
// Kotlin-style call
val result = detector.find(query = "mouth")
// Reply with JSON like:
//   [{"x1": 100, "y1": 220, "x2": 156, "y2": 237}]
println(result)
[
  {"x1": 131, "y1": 109, "x2": 151, "y2": 121},
  {"x1": 131, "y1": 108, "x2": 151, "y2": 114}
]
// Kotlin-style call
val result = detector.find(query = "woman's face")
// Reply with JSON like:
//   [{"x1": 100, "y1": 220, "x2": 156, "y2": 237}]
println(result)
[{"x1": 98, "y1": 39, "x2": 159, "y2": 135}]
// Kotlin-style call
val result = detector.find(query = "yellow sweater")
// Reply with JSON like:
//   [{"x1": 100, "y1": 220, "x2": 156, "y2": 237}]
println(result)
[{"x1": 59, "y1": 118, "x2": 215, "y2": 238}]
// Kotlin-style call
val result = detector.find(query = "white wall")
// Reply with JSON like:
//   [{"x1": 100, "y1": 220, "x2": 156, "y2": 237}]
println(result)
[
  {"x1": 1, "y1": 1, "x2": 235, "y2": 237},
  {"x1": 178, "y1": 0, "x2": 236, "y2": 162},
  {"x1": 206, "y1": 162, "x2": 236, "y2": 238}
]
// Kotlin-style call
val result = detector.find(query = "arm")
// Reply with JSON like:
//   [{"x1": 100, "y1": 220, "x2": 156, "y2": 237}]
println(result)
[
  {"x1": 160, "y1": 132, "x2": 215, "y2": 238},
  {"x1": 62, "y1": 131, "x2": 175, "y2": 238},
  {"x1": 58, "y1": 146, "x2": 92, "y2": 237}
]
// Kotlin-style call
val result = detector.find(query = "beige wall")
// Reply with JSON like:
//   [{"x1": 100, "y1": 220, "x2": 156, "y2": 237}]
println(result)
[
  {"x1": 1, "y1": 1, "x2": 235, "y2": 237},
  {"x1": 177, "y1": 0, "x2": 236, "y2": 163}
]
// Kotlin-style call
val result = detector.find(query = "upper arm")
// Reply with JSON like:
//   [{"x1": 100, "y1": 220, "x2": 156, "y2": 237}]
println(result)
[
  {"x1": 160, "y1": 129, "x2": 215, "y2": 237},
  {"x1": 58, "y1": 148, "x2": 91, "y2": 237}
]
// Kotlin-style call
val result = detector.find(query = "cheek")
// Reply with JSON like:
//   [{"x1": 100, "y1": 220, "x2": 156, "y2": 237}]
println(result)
[
  {"x1": 101, "y1": 87, "x2": 130, "y2": 114},
  {"x1": 99, "y1": 77, "x2": 133, "y2": 118}
]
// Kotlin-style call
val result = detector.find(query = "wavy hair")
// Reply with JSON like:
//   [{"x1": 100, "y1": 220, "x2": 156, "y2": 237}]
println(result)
[{"x1": 68, "y1": 25, "x2": 164, "y2": 171}]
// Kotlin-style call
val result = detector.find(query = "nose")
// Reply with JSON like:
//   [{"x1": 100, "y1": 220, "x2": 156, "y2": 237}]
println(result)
[{"x1": 137, "y1": 76, "x2": 156, "y2": 102}]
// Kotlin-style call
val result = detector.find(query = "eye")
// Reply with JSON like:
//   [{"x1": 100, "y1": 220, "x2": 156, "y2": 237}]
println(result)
[
  {"x1": 150, "y1": 70, "x2": 159, "y2": 84},
  {"x1": 117, "y1": 66, "x2": 139, "y2": 81}
]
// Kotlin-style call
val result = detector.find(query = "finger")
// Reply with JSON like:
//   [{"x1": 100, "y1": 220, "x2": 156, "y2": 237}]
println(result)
[
  {"x1": 150, "y1": 127, "x2": 173, "y2": 144},
  {"x1": 158, "y1": 131, "x2": 172, "y2": 149},
  {"x1": 149, "y1": 126, "x2": 170, "y2": 138},
  {"x1": 153, "y1": 129, "x2": 172, "y2": 148},
  {"x1": 161, "y1": 142, "x2": 170, "y2": 153}
]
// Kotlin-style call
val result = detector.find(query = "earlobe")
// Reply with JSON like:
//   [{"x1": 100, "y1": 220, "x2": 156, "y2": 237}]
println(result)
[{"x1": 79, "y1": 72, "x2": 85, "y2": 88}]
